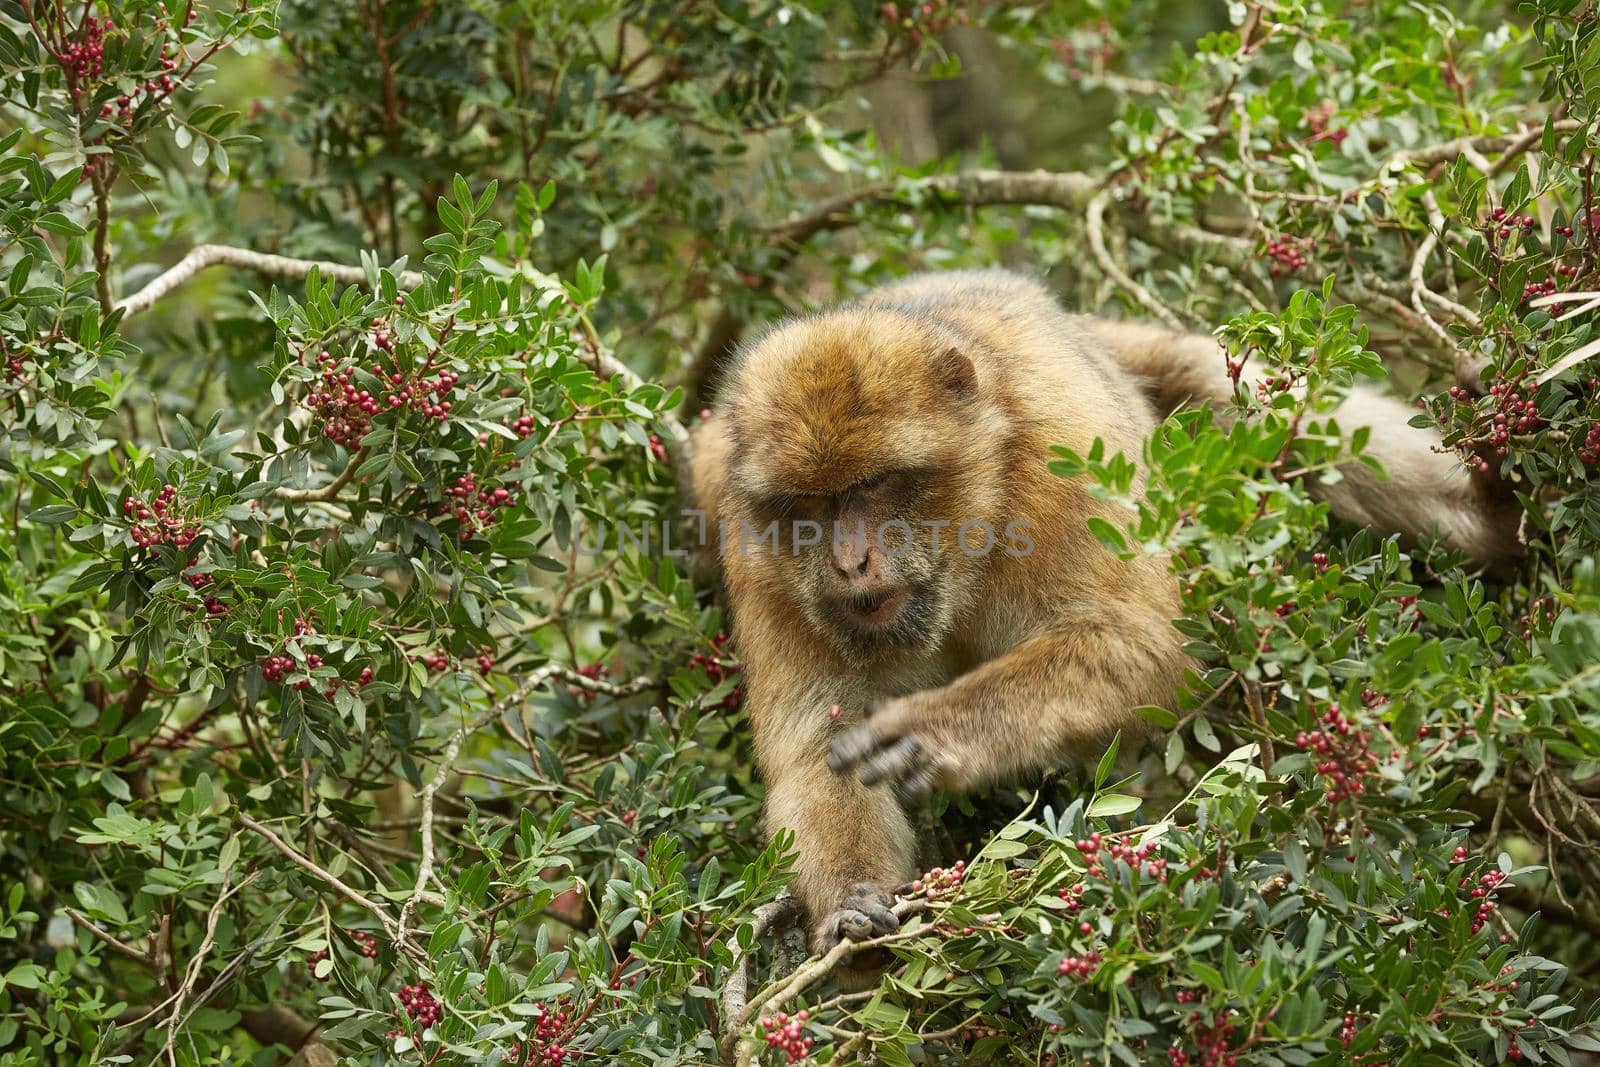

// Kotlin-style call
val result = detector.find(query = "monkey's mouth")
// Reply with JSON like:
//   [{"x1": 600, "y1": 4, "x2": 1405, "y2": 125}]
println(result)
[{"x1": 849, "y1": 587, "x2": 908, "y2": 626}]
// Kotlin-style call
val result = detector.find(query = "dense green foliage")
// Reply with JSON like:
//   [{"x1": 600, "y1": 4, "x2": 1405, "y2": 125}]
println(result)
[{"x1": 4, "y1": 1, "x2": 1600, "y2": 1064}]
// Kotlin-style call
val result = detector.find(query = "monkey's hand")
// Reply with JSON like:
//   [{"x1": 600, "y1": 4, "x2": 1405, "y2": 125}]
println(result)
[
  {"x1": 813, "y1": 882, "x2": 900, "y2": 979},
  {"x1": 826, "y1": 697, "x2": 955, "y2": 802}
]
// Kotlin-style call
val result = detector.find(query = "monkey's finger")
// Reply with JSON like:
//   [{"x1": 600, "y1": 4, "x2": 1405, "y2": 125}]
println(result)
[
  {"x1": 857, "y1": 737, "x2": 922, "y2": 788},
  {"x1": 835, "y1": 909, "x2": 875, "y2": 942},
  {"x1": 861, "y1": 902, "x2": 899, "y2": 936},
  {"x1": 893, "y1": 759, "x2": 941, "y2": 804},
  {"x1": 827, "y1": 724, "x2": 883, "y2": 774}
]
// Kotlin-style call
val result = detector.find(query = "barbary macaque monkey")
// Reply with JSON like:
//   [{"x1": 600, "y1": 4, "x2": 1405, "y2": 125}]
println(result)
[{"x1": 686, "y1": 269, "x2": 1519, "y2": 966}]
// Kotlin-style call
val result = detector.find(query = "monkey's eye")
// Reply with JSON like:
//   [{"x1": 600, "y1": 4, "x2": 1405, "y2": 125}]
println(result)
[{"x1": 857, "y1": 472, "x2": 889, "y2": 492}]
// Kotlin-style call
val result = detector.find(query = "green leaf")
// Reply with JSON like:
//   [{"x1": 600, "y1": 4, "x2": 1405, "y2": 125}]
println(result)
[
  {"x1": 27, "y1": 504, "x2": 76, "y2": 524},
  {"x1": 1087, "y1": 793, "x2": 1142, "y2": 818}
]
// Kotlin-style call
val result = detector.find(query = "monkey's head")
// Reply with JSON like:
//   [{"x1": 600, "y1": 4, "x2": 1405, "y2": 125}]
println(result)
[{"x1": 718, "y1": 308, "x2": 1015, "y2": 659}]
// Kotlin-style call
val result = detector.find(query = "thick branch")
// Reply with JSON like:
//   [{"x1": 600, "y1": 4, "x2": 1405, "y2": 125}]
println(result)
[
  {"x1": 723, "y1": 898, "x2": 931, "y2": 1066},
  {"x1": 717, "y1": 894, "x2": 801, "y2": 1062},
  {"x1": 115, "y1": 244, "x2": 426, "y2": 319}
]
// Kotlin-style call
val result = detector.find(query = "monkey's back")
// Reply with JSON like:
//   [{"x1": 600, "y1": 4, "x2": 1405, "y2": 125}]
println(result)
[{"x1": 854, "y1": 269, "x2": 1160, "y2": 469}]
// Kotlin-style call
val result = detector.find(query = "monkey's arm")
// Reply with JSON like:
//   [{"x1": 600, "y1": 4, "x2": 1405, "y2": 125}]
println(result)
[
  {"x1": 829, "y1": 598, "x2": 1188, "y2": 798},
  {"x1": 736, "y1": 622, "x2": 922, "y2": 954}
]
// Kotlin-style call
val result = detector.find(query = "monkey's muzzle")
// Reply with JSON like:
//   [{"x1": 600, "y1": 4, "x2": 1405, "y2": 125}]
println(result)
[{"x1": 848, "y1": 587, "x2": 908, "y2": 626}]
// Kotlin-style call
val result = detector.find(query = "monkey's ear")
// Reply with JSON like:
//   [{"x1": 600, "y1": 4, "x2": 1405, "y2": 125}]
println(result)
[{"x1": 931, "y1": 346, "x2": 976, "y2": 397}]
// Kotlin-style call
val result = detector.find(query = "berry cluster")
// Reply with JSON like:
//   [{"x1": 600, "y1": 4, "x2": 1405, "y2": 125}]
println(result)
[
  {"x1": 1483, "y1": 379, "x2": 1541, "y2": 457},
  {"x1": 306, "y1": 930, "x2": 379, "y2": 979},
  {"x1": 1048, "y1": 23, "x2": 1117, "y2": 80},
  {"x1": 1461, "y1": 868, "x2": 1508, "y2": 935},
  {"x1": 1339, "y1": 1011, "x2": 1362, "y2": 1047},
  {"x1": 306, "y1": 349, "x2": 380, "y2": 447},
  {"x1": 371, "y1": 317, "x2": 396, "y2": 353},
  {"x1": 1486, "y1": 206, "x2": 1536, "y2": 241},
  {"x1": 647, "y1": 432, "x2": 669, "y2": 465},
  {"x1": 261, "y1": 651, "x2": 321, "y2": 688},
  {"x1": 123, "y1": 484, "x2": 200, "y2": 550},
  {"x1": 391, "y1": 981, "x2": 442, "y2": 1032},
  {"x1": 1294, "y1": 704, "x2": 1376, "y2": 806},
  {"x1": 688, "y1": 632, "x2": 744, "y2": 711},
  {"x1": 1518, "y1": 595, "x2": 1556, "y2": 640},
  {"x1": 1056, "y1": 881, "x2": 1085, "y2": 910},
  {"x1": 1520, "y1": 277, "x2": 1559, "y2": 306},
  {"x1": 97, "y1": 44, "x2": 182, "y2": 130},
  {"x1": 421, "y1": 649, "x2": 451, "y2": 673},
  {"x1": 512, "y1": 413, "x2": 537, "y2": 438},
  {"x1": 1303, "y1": 101, "x2": 1347, "y2": 146},
  {"x1": 878, "y1": 0, "x2": 970, "y2": 45},
  {"x1": 365, "y1": 344, "x2": 460, "y2": 422},
  {"x1": 1056, "y1": 950, "x2": 1102, "y2": 980},
  {"x1": 4, "y1": 355, "x2": 24, "y2": 383},
  {"x1": 442, "y1": 471, "x2": 518, "y2": 541},
  {"x1": 1265, "y1": 234, "x2": 1312, "y2": 276},
  {"x1": 60, "y1": 16, "x2": 109, "y2": 84},
  {"x1": 1168, "y1": 1008, "x2": 1241, "y2": 1067},
  {"x1": 506, "y1": 1002, "x2": 574, "y2": 1066},
  {"x1": 261, "y1": 619, "x2": 326, "y2": 689},
  {"x1": 566, "y1": 660, "x2": 608, "y2": 703},
  {"x1": 395, "y1": 365, "x2": 458, "y2": 422},
  {"x1": 759, "y1": 1009, "x2": 814, "y2": 1063},
  {"x1": 1578, "y1": 420, "x2": 1600, "y2": 465},
  {"x1": 1253, "y1": 371, "x2": 1296, "y2": 403},
  {"x1": 908, "y1": 859, "x2": 966, "y2": 899},
  {"x1": 1075, "y1": 832, "x2": 1169, "y2": 882},
  {"x1": 475, "y1": 647, "x2": 496, "y2": 673}
]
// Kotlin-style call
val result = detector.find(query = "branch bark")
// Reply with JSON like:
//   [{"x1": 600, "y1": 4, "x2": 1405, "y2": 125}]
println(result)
[{"x1": 115, "y1": 244, "x2": 426, "y2": 319}]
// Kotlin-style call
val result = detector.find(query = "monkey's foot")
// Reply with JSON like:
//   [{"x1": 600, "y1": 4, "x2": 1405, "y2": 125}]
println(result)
[
  {"x1": 828, "y1": 702, "x2": 947, "y2": 802},
  {"x1": 812, "y1": 882, "x2": 899, "y2": 971}
]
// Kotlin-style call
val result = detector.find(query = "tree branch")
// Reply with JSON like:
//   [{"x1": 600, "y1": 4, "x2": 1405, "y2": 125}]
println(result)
[
  {"x1": 1086, "y1": 190, "x2": 1186, "y2": 331},
  {"x1": 237, "y1": 814, "x2": 405, "y2": 944},
  {"x1": 276, "y1": 447, "x2": 369, "y2": 503},
  {"x1": 115, "y1": 244, "x2": 426, "y2": 319},
  {"x1": 722, "y1": 898, "x2": 932, "y2": 1066},
  {"x1": 63, "y1": 906, "x2": 157, "y2": 965}
]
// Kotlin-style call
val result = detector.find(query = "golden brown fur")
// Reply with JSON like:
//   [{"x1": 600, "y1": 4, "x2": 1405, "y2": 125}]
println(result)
[{"x1": 688, "y1": 268, "x2": 1519, "y2": 965}]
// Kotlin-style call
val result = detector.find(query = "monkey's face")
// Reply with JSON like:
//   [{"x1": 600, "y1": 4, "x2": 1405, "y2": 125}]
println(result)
[{"x1": 722, "y1": 310, "x2": 1011, "y2": 659}]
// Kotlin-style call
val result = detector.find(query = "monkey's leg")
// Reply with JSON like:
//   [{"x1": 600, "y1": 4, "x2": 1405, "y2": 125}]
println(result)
[{"x1": 828, "y1": 605, "x2": 1187, "y2": 799}]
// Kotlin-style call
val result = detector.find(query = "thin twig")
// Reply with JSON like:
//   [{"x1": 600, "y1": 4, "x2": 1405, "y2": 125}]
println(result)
[
  {"x1": 237, "y1": 814, "x2": 402, "y2": 939},
  {"x1": 153, "y1": 868, "x2": 256, "y2": 1067},
  {"x1": 63, "y1": 907, "x2": 156, "y2": 964}
]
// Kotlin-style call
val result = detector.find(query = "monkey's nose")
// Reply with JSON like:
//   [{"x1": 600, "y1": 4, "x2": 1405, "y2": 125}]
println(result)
[{"x1": 832, "y1": 542, "x2": 874, "y2": 579}]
